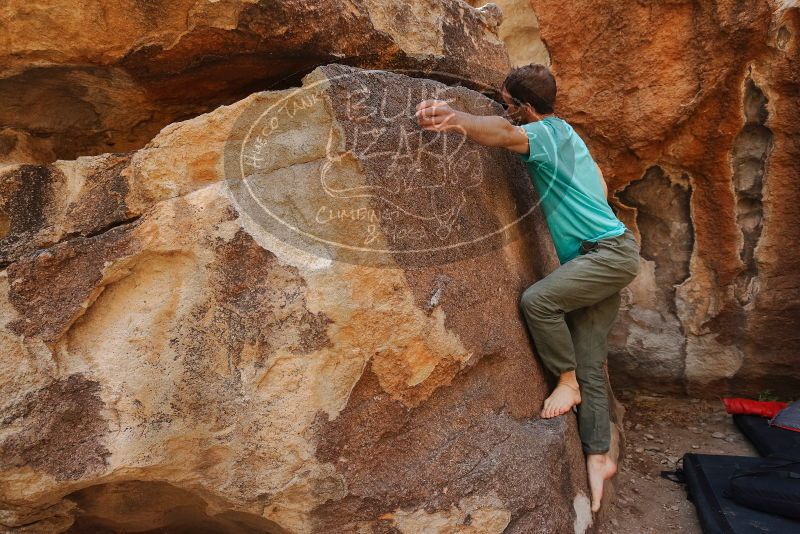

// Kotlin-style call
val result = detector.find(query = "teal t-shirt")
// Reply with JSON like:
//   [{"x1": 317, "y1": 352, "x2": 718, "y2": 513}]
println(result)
[{"x1": 518, "y1": 117, "x2": 626, "y2": 264}]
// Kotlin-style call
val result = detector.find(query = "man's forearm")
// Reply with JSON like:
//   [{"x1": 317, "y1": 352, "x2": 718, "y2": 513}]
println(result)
[{"x1": 452, "y1": 111, "x2": 516, "y2": 148}]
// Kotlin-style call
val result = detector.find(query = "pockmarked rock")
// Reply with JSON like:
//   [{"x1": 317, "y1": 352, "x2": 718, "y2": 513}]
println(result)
[{"x1": 226, "y1": 63, "x2": 559, "y2": 268}]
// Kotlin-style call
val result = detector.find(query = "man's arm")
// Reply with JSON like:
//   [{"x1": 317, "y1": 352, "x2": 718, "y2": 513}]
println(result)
[{"x1": 415, "y1": 99, "x2": 529, "y2": 154}]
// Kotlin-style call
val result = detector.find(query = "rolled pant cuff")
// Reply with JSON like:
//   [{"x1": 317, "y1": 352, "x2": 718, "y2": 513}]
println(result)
[{"x1": 583, "y1": 447, "x2": 610, "y2": 455}]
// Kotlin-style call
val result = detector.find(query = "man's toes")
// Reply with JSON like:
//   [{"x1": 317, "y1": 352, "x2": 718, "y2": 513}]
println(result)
[
  {"x1": 590, "y1": 488, "x2": 603, "y2": 511},
  {"x1": 589, "y1": 479, "x2": 605, "y2": 512}
]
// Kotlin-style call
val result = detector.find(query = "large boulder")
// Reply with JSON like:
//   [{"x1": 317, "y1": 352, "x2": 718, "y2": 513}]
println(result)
[
  {"x1": 483, "y1": 0, "x2": 800, "y2": 397},
  {"x1": 0, "y1": 65, "x2": 598, "y2": 534},
  {"x1": 0, "y1": 0, "x2": 507, "y2": 165}
]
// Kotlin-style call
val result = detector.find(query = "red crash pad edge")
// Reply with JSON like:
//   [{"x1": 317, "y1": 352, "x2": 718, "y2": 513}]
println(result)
[{"x1": 722, "y1": 397, "x2": 788, "y2": 418}]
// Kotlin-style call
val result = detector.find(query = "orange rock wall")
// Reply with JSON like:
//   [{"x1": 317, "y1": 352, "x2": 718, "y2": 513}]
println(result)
[{"x1": 522, "y1": 0, "x2": 800, "y2": 396}]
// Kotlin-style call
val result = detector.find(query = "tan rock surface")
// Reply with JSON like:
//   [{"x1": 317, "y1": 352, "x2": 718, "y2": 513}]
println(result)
[
  {"x1": 0, "y1": 65, "x2": 597, "y2": 533},
  {"x1": 466, "y1": 0, "x2": 550, "y2": 67}
]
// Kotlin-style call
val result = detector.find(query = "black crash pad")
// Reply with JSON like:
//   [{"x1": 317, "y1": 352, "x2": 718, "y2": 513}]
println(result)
[
  {"x1": 733, "y1": 414, "x2": 800, "y2": 457},
  {"x1": 682, "y1": 453, "x2": 800, "y2": 534}
]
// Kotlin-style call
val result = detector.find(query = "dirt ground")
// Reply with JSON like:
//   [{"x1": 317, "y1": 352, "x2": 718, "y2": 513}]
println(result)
[{"x1": 600, "y1": 391, "x2": 760, "y2": 533}]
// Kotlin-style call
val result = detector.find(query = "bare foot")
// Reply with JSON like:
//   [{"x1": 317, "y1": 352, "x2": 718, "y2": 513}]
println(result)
[
  {"x1": 587, "y1": 453, "x2": 617, "y2": 512},
  {"x1": 540, "y1": 376, "x2": 581, "y2": 418}
]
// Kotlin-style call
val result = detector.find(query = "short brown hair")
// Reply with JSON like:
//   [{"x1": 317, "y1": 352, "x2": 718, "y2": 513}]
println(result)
[{"x1": 503, "y1": 64, "x2": 557, "y2": 114}]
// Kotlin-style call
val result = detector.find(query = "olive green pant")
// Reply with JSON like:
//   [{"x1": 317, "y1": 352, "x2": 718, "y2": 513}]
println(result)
[{"x1": 520, "y1": 228, "x2": 640, "y2": 454}]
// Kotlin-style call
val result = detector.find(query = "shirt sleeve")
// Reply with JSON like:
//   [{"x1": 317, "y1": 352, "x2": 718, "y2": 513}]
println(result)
[{"x1": 518, "y1": 120, "x2": 556, "y2": 165}]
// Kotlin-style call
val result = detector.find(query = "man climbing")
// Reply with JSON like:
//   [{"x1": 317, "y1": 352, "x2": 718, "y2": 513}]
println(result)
[{"x1": 415, "y1": 63, "x2": 641, "y2": 513}]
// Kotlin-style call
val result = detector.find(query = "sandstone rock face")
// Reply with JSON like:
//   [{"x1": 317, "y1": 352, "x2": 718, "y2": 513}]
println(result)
[
  {"x1": 485, "y1": 0, "x2": 800, "y2": 396},
  {"x1": 0, "y1": 0, "x2": 507, "y2": 166},
  {"x1": 466, "y1": 0, "x2": 550, "y2": 67},
  {"x1": 0, "y1": 65, "x2": 596, "y2": 533}
]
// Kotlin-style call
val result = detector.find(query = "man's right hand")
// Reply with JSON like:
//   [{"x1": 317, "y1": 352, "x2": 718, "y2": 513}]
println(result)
[
  {"x1": 415, "y1": 99, "x2": 464, "y2": 133},
  {"x1": 415, "y1": 99, "x2": 530, "y2": 155}
]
